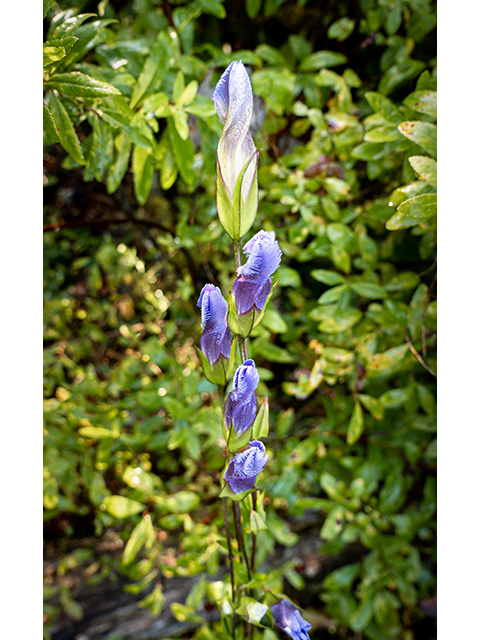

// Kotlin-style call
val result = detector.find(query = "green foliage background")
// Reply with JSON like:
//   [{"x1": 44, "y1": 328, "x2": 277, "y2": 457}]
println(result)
[{"x1": 43, "y1": 0, "x2": 437, "y2": 637}]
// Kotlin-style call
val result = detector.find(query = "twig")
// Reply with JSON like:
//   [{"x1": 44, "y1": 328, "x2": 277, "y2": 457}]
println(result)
[
  {"x1": 405, "y1": 330, "x2": 436, "y2": 378},
  {"x1": 43, "y1": 216, "x2": 172, "y2": 234}
]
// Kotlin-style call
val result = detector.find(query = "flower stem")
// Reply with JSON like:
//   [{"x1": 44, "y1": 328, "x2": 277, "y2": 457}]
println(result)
[{"x1": 233, "y1": 239, "x2": 249, "y2": 362}]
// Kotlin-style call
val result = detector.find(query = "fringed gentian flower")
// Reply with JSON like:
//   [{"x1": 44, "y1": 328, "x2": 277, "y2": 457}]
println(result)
[
  {"x1": 271, "y1": 599, "x2": 312, "y2": 640},
  {"x1": 213, "y1": 61, "x2": 259, "y2": 240},
  {"x1": 197, "y1": 284, "x2": 232, "y2": 366},
  {"x1": 233, "y1": 230, "x2": 282, "y2": 316},
  {"x1": 225, "y1": 359, "x2": 259, "y2": 436},
  {"x1": 224, "y1": 440, "x2": 268, "y2": 494}
]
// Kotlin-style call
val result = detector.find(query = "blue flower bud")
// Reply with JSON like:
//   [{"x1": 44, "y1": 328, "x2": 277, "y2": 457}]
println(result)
[
  {"x1": 223, "y1": 440, "x2": 268, "y2": 494},
  {"x1": 225, "y1": 359, "x2": 259, "y2": 436},
  {"x1": 233, "y1": 231, "x2": 282, "y2": 316},
  {"x1": 271, "y1": 599, "x2": 312, "y2": 640},
  {"x1": 213, "y1": 61, "x2": 259, "y2": 240},
  {"x1": 197, "y1": 284, "x2": 232, "y2": 366}
]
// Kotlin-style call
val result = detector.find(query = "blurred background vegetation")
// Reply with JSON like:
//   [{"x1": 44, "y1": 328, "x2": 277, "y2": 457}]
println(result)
[{"x1": 43, "y1": 0, "x2": 437, "y2": 638}]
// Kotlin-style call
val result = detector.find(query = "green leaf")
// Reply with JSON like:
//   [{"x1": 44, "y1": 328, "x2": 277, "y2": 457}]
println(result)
[
  {"x1": 246, "y1": 0, "x2": 262, "y2": 19},
  {"x1": 100, "y1": 109, "x2": 154, "y2": 151},
  {"x1": 328, "y1": 17, "x2": 355, "y2": 41},
  {"x1": 408, "y1": 156, "x2": 437, "y2": 185},
  {"x1": 256, "y1": 44, "x2": 287, "y2": 66},
  {"x1": 172, "y1": 71, "x2": 185, "y2": 104},
  {"x1": 347, "y1": 401, "x2": 364, "y2": 445},
  {"x1": 91, "y1": 114, "x2": 114, "y2": 181},
  {"x1": 78, "y1": 426, "x2": 118, "y2": 439},
  {"x1": 379, "y1": 387, "x2": 411, "y2": 409},
  {"x1": 349, "y1": 282, "x2": 386, "y2": 299},
  {"x1": 167, "y1": 118, "x2": 195, "y2": 186},
  {"x1": 385, "y1": 272, "x2": 420, "y2": 292},
  {"x1": 107, "y1": 134, "x2": 132, "y2": 194},
  {"x1": 43, "y1": 103, "x2": 60, "y2": 142},
  {"x1": 299, "y1": 50, "x2": 347, "y2": 72},
  {"x1": 43, "y1": 0, "x2": 54, "y2": 18},
  {"x1": 378, "y1": 59, "x2": 426, "y2": 95},
  {"x1": 386, "y1": 193, "x2": 436, "y2": 230},
  {"x1": 102, "y1": 495, "x2": 145, "y2": 518},
  {"x1": 52, "y1": 13, "x2": 96, "y2": 39},
  {"x1": 159, "y1": 135, "x2": 178, "y2": 190},
  {"x1": 364, "y1": 125, "x2": 402, "y2": 142},
  {"x1": 311, "y1": 269, "x2": 345, "y2": 285},
  {"x1": 357, "y1": 394, "x2": 385, "y2": 421},
  {"x1": 318, "y1": 284, "x2": 348, "y2": 305},
  {"x1": 172, "y1": 109, "x2": 190, "y2": 141},
  {"x1": 43, "y1": 36, "x2": 78, "y2": 71},
  {"x1": 398, "y1": 121, "x2": 437, "y2": 158},
  {"x1": 178, "y1": 81, "x2": 198, "y2": 107},
  {"x1": 404, "y1": 91, "x2": 437, "y2": 119},
  {"x1": 45, "y1": 72, "x2": 121, "y2": 98},
  {"x1": 235, "y1": 597, "x2": 269, "y2": 625},
  {"x1": 198, "y1": 0, "x2": 226, "y2": 18},
  {"x1": 254, "y1": 339, "x2": 295, "y2": 363},
  {"x1": 367, "y1": 344, "x2": 409, "y2": 377},
  {"x1": 48, "y1": 92, "x2": 85, "y2": 165},
  {"x1": 364, "y1": 91, "x2": 404, "y2": 124},
  {"x1": 132, "y1": 145, "x2": 154, "y2": 205},
  {"x1": 350, "y1": 599, "x2": 373, "y2": 631},
  {"x1": 130, "y1": 36, "x2": 169, "y2": 108},
  {"x1": 122, "y1": 514, "x2": 155, "y2": 564}
]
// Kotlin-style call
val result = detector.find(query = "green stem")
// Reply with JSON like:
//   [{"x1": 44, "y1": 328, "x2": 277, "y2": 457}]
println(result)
[
  {"x1": 232, "y1": 500, "x2": 251, "y2": 582},
  {"x1": 233, "y1": 239, "x2": 249, "y2": 362},
  {"x1": 250, "y1": 490, "x2": 257, "y2": 573},
  {"x1": 222, "y1": 500, "x2": 236, "y2": 637}
]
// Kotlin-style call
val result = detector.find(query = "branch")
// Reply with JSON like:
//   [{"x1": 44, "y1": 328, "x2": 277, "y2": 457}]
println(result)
[{"x1": 43, "y1": 216, "x2": 172, "y2": 234}]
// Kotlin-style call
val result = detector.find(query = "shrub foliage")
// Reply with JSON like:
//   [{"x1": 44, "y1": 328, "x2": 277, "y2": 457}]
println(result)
[{"x1": 44, "y1": 0, "x2": 436, "y2": 638}]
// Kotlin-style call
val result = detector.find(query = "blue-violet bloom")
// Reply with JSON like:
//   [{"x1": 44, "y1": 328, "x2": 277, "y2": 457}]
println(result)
[
  {"x1": 197, "y1": 284, "x2": 232, "y2": 366},
  {"x1": 225, "y1": 359, "x2": 259, "y2": 436},
  {"x1": 233, "y1": 230, "x2": 282, "y2": 316},
  {"x1": 271, "y1": 599, "x2": 312, "y2": 640},
  {"x1": 213, "y1": 61, "x2": 259, "y2": 240},
  {"x1": 224, "y1": 440, "x2": 268, "y2": 494}
]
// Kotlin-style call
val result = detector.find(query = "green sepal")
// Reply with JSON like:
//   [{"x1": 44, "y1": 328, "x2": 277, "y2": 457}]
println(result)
[
  {"x1": 229, "y1": 396, "x2": 268, "y2": 452},
  {"x1": 195, "y1": 346, "x2": 227, "y2": 386},
  {"x1": 216, "y1": 151, "x2": 259, "y2": 241},
  {"x1": 252, "y1": 396, "x2": 269, "y2": 440},
  {"x1": 226, "y1": 335, "x2": 237, "y2": 379},
  {"x1": 219, "y1": 483, "x2": 255, "y2": 501},
  {"x1": 228, "y1": 290, "x2": 255, "y2": 339},
  {"x1": 252, "y1": 281, "x2": 279, "y2": 330},
  {"x1": 228, "y1": 281, "x2": 279, "y2": 338}
]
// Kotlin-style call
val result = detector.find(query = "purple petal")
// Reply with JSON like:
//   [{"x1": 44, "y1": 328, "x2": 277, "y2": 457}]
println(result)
[
  {"x1": 198, "y1": 284, "x2": 228, "y2": 331},
  {"x1": 233, "y1": 446, "x2": 268, "y2": 477},
  {"x1": 249, "y1": 440, "x2": 266, "y2": 453},
  {"x1": 228, "y1": 474, "x2": 257, "y2": 494},
  {"x1": 223, "y1": 458, "x2": 235, "y2": 481},
  {"x1": 231, "y1": 395, "x2": 257, "y2": 436},
  {"x1": 271, "y1": 600, "x2": 311, "y2": 640},
  {"x1": 214, "y1": 61, "x2": 256, "y2": 199},
  {"x1": 198, "y1": 284, "x2": 231, "y2": 366},
  {"x1": 233, "y1": 278, "x2": 271, "y2": 316},
  {"x1": 232, "y1": 360, "x2": 259, "y2": 398},
  {"x1": 237, "y1": 231, "x2": 282, "y2": 282}
]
